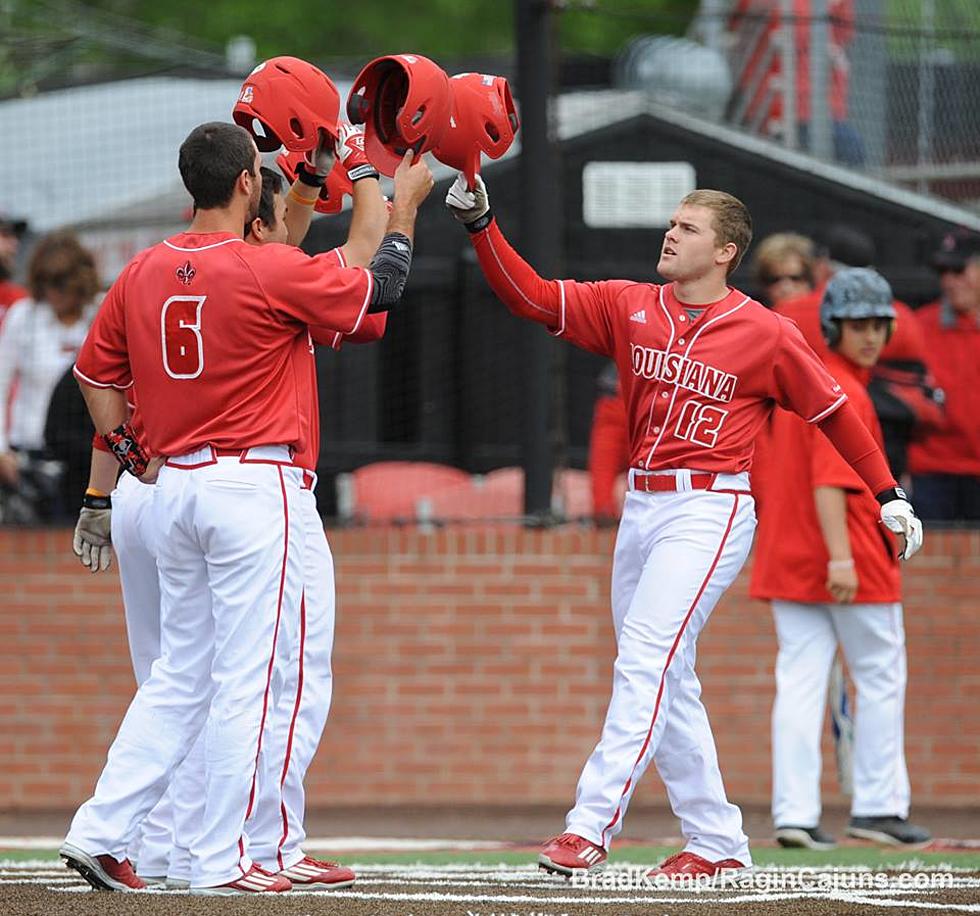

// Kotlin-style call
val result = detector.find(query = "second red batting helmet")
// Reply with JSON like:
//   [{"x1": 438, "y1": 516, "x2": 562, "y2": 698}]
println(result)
[
  {"x1": 234, "y1": 56, "x2": 340, "y2": 153},
  {"x1": 346, "y1": 53, "x2": 452, "y2": 176},
  {"x1": 275, "y1": 150, "x2": 353, "y2": 215},
  {"x1": 433, "y1": 72, "x2": 520, "y2": 187}
]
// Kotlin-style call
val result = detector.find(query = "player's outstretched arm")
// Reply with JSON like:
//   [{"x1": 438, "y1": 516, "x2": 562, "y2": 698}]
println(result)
[
  {"x1": 817, "y1": 401, "x2": 923, "y2": 559},
  {"x1": 445, "y1": 174, "x2": 563, "y2": 327}
]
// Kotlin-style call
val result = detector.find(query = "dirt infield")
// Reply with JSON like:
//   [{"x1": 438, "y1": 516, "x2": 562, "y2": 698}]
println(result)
[{"x1": 3, "y1": 860, "x2": 979, "y2": 916}]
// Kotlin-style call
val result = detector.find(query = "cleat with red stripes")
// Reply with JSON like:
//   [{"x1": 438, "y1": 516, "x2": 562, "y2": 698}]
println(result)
[
  {"x1": 59, "y1": 843, "x2": 146, "y2": 892},
  {"x1": 189, "y1": 864, "x2": 292, "y2": 896},
  {"x1": 277, "y1": 855, "x2": 356, "y2": 889},
  {"x1": 646, "y1": 851, "x2": 750, "y2": 880},
  {"x1": 538, "y1": 833, "x2": 607, "y2": 876}
]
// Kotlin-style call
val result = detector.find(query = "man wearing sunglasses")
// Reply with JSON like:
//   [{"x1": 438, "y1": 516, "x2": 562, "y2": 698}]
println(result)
[{"x1": 906, "y1": 230, "x2": 980, "y2": 521}]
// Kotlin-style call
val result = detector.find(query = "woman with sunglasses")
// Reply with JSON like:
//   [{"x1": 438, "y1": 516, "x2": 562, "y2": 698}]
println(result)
[{"x1": 750, "y1": 233, "x2": 816, "y2": 308}]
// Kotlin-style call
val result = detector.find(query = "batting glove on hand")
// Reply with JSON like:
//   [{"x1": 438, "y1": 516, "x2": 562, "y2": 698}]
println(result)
[
  {"x1": 335, "y1": 123, "x2": 379, "y2": 182},
  {"x1": 299, "y1": 128, "x2": 336, "y2": 185},
  {"x1": 879, "y1": 494, "x2": 923, "y2": 560},
  {"x1": 446, "y1": 173, "x2": 492, "y2": 231},
  {"x1": 73, "y1": 505, "x2": 112, "y2": 573}
]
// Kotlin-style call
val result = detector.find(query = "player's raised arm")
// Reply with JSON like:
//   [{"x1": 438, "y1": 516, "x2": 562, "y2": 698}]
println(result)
[
  {"x1": 363, "y1": 149, "x2": 433, "y2": 313},
  {"x1": 445, "y1": 174, "x2": 563, "y2": 325}
]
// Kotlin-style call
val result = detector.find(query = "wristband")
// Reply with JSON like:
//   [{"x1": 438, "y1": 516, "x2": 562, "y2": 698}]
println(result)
[
  {"x1": 464, "y1": 210, "x2": 494, "y2": 234},
  {"x1": 102, "y1": 423, "x2": 149, "y2": 478},
  {"x1": 288, "y1": 186, "x2": 320, "y2": 206},
  {"x1": 347, "y1": 163, "x2": 380, "y2": 183},
  {"x1": 82, "y1": 490, "x2": 111, "y2": 510},
  {"x1": 827, "y1": 559, "x2": 855, "y2": 570},
  {"x1": 875, "y1": 486, "x2": 909, "y2": 506},
  {"x1": 296, "y1": 161, "x2": 326, "y2": 188}
]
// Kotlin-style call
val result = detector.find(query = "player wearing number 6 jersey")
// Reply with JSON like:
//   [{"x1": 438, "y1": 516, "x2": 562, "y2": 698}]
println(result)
[
  {"x1": 61, "y1": 121, "x2": 432, "y2": 895},
  {"x1": 446, "y1": 175, "x2": 922, "y2": 879}
]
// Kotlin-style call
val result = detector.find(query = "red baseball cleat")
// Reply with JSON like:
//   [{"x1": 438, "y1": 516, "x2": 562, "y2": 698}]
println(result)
[
  {"x1": 190, "y1": 864, "x2": 292, "y2": 896},
  {"x1": 59, "y1": 842, "x2": 146, "y2": 892},
  {"x1": 538, "y1": 833, "x2": 607, "y2": 876},
  {"x1": 646, "y1": 851, "x2": 749, "y2": 880},
  {"x1": 277, "y1": 855, "x2": 356, "y2": 889}
]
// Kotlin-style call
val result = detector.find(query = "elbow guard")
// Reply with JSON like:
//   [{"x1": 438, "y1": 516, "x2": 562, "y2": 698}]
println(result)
[{"x1": 368, "y1": 232, "x2": 413, "y2": 311}]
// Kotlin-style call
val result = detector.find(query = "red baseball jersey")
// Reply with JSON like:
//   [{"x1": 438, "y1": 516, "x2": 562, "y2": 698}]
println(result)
[
  {"x1": 472, "y1": 222, "x2": 847, "y2": 473},
  {"x1": 291, "y1": 247, "x2": 388, "y2": 473},
  {"x1": 750, "y1": 350, "x2": 901, "y2": 604},
  {"x1": 557, "y1": 281, "x2": 846, "y2": 472},
  {"x1": 75, "y1": 231, "x2": 373, "y2": 457}
]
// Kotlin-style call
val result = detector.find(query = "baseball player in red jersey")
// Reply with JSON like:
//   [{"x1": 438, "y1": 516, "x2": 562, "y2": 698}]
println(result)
[
  {"x1": 60, "y1": 121, "x2": 432, "y2": 895},
  {"x1": 751, "y1": 267, "x2": 931, "y2": 850},
  {"x1": 446, "y1": 175, "x2": 923, "y2": 878},
  {"x1": 72, "y1": 152, "x2": 389, "y2": 889}
]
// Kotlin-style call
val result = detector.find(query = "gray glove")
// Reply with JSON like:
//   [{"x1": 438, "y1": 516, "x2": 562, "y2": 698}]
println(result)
[
  {"x1": 73, "y1": 506, "x2": 113, "y2": 573},
  {"x1": 305, "y1": 127, "x2": 336, "y2": 179},
  {"x1": 445, "y1": 173, "x2": 491, "y2": 228}
]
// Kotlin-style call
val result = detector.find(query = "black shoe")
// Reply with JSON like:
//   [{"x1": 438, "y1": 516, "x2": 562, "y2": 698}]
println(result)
[
  {"x1": 846, "y1": 816, "x2": 932, "y2": 847},
  {"x1": 774, "y1": 825, "x2": 837, "y2": 850}
]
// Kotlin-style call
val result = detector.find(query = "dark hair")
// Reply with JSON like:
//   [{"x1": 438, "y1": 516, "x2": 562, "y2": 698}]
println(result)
[
  {"x1": 245, "y1": 166, "x2": 284, "y2": 238},
  {"x1": 178, "y1": 121, "x2": 257, "y2": 210},
  {"x1": 28, "y1": 231, "x2": 99, "y2": 303}
]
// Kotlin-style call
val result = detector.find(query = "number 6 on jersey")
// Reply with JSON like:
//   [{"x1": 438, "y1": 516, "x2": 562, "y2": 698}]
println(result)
[{"x1": 162, "y1": 295, "x2": 207, "y2": 379}]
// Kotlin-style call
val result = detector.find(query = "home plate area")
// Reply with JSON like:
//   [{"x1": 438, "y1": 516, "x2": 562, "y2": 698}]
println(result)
[{"x1": 2, "y1": 860, "x2": 980, "y2": 916}]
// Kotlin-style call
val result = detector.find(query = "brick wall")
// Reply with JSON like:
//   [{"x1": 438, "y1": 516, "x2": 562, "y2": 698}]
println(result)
[{"x1": 0, "y1": 526, "x2": 976, "y2": 810}]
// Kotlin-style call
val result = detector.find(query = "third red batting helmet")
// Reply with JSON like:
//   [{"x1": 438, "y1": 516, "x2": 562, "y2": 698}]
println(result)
[
  {"x1": 346, "y1": 53, "x2": 452, "y2": 176},
  {"x1": 275, "y1": 150, "x2": 353, "y2": 215},
  {"x1": 234, "y1": 56, "x2": 340, "y2": 153},
  {"x1": 433, "y1": 73, "x2": 520, "y2": 187}
]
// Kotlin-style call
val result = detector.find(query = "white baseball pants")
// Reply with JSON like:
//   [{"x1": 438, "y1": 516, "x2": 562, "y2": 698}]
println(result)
[
  {"x1": 110, "y1": 471, "x2": 178, "y2": 877},
  {"x1": 771, "y1": 600, "x2": 911, "y2": 828},
  {"x1": 565, "y1": 473, "x2": 756, "y2": 862},
  {"x1": 65, "y1": 447, "x2": 306, "y2": 889},
  {"x1": 246, "y1": 485, "x2": 336, "y2": 870}
]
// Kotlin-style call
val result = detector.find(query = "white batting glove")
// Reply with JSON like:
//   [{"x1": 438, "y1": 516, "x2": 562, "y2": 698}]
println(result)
[
  {"x1": 446, "y1": 173, "x2": 491, "y2": 229},
  {"x1": 880, "y1": 495, "x2": 923, "y2": 560},
  {"x1": 73, "y1": 505, "x2": 113, "y2": 573}
]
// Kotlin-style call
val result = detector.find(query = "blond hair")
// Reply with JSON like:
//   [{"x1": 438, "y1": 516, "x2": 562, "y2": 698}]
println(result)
[
  {"x1": 679, "y1": 190, "x2": 753, "y2": 276},
  {"x1": 751, "y1": 232, "x2": 816, "y2": 287}
]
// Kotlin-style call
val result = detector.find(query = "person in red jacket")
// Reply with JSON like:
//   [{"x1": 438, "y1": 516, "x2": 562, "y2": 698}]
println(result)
[
  {"x1": 907, "y1": 230, "x2": 980, "y2": 521},
  {"x1": 751, "y1": 267, "x2": 931, "y2": 850},
  {"x1": 588, "y1": 363, "x2": 629, "y2": 524},
  {"x1": 778, "y1": 226, "x2": 942, "y2": 477}
]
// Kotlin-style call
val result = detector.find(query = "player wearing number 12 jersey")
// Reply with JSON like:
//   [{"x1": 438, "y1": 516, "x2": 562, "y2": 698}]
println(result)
[
  {"x1": 446, "y1": 175, "x2": 923, "y2": 879},
  {"x1": 61, "y1": 122, "x2": 432, "y2": 895}
]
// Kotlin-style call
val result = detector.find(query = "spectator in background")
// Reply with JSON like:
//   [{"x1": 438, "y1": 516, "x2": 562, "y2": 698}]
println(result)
[
  {"x1": 906, "y1": 230, "x2": 980, "y2": 521},
  {"x1": 750, "y1": 232, "x2": 816, "y2": 308},
  {"x1": 588, "y1": 362, "x2": 629, "y2": 526},
  {"x1": 778, "y1": 225, "x2": 942, "y2": 478},
  {"x1": 751, "y1": 268, "x2": 930, "y2": 850},
  {"x1": 0, "y1": 213, "x2": 28, "y2": 322},
  {"x1": 0, "y1": 232, "x2": 100, "y2": 520}
]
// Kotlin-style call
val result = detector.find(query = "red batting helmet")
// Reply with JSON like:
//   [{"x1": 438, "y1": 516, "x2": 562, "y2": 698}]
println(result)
[
  {"x1": 433, "y1": 73, "x2": 520, "y2": 187},
  {"x1": 234, "y1": 56, "x2": 340, "y2": 153},
  {"x1": 346, "y1": 54, "x2": 452, "y2": 176},
  {"x1": 275, "y1": 150, "x2": 353, "y2": 215}
]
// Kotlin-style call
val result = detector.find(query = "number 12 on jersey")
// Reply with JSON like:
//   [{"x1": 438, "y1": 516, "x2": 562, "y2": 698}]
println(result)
[
  {"x1": 161, "y1": 295, "x2": 206, "y2": 379},
  {"x1": 674, "y1": 399, "x2": 728, "y2": 448}
]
